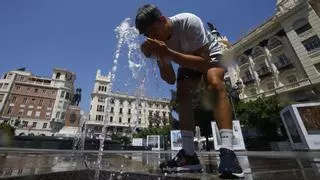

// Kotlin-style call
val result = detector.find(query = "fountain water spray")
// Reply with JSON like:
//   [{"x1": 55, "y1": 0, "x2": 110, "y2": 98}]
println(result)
[{"x1": 94, "y1": 18, "x2": 151, "y2": 179}]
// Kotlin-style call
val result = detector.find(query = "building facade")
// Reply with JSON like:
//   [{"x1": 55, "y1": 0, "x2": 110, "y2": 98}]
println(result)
[
  {"x1": 226, "y1": 0, "x2": 320, "y2": 102},
  {"x1": 87, "y1": 70, "x2": 171, "y2": 138},
  {"x1": 0, "y1": 68, "x2": 76, "y2": 136}
]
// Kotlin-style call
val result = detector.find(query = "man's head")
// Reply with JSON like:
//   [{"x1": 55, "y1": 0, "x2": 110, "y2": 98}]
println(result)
[{"x1": 135, "y1": 4, "x2": 171, "y2": 41}]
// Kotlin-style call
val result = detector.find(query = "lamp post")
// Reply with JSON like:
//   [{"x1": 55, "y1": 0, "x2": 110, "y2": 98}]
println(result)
[{"x1": 225, "y1": 78, "x2": 243, "y2": 120}]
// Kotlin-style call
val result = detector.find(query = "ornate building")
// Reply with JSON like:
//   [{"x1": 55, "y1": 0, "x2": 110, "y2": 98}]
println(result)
[
  {"x1": 226, "y1": 0, "x2": 320, "y2": 102},
  {"x1": 0, "y1": 68, "x2": 76, "y2": 136},
  {"x1": 87, "y1": 70, "x2": 171, "y2": 138}
]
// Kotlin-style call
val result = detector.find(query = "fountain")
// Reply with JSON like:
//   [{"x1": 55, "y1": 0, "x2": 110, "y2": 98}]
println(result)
[{"x1": 94, "y1": 18, "x2": 154, "y2": 179}]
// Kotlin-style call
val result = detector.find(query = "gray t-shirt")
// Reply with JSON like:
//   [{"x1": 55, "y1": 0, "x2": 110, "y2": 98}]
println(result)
[{"x1": 166, "y1": 13, "x2": 222, "y2": 61}]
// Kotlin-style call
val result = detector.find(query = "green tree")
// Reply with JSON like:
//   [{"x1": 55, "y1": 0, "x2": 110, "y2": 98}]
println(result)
[
  {"x1": 0, "y1": 123, "x2": 15, "y2": 137},
  {"x1": 235, "y1": 96, "x2": 290, "y2": 141}
]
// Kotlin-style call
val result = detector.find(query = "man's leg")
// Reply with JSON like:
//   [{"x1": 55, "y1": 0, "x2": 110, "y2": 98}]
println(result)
[
  {"x1": 159, "y1": 68, "x2": 202, "y2": 172},
  {"x1": 206, "y1": 67, "x2": 233, "y2": 149},
  {"x1": 176, "y1": 75, "x2": 199, "y2": 156},
  {"x1": 206, "y1": 66, "x2": 244, "y2": 177}
]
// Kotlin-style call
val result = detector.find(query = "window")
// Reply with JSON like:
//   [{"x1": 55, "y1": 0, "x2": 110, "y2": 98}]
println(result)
[
  {"x1": 128, "y1": 118, "x2": 131, "y2": 123},
  {"x1": 252, "y1": 47, "x2": 264, "y2": 58},
  {"x1": 22, "y1": 121, "x2": 28, "y2": 127},
  {"x1": 11, "y1": 96, "x2": 16, "y2": 103},
  {"x1": 0, "y1": 94, "x2": 4, "y2": 103},
  {"x1": 96, "y1": 115, "x2": 103, "y2": 121},
  {"x1": 16, "y1": 86, "x2": 21, "y2": 90},
  {"x1": 56, "y1": 72, "x2": 61, "y2": 79},
  {"x1": 98, "y1": 96, "x2": 105, "y2": 102},
  {"x1": 45, "y1": 112, "x2": 51, "y2": 120},
  {"x1": 138, "y1": 118, "x2": 141, "y2": 124},
  {"x1": 63, "y1": 102, "x2": 67, "y2": 109},
  {"x1": 61, "y1": 112, "x2": 66, "y2": 119},
  {"x1": 56, "y1": 111, "x2": 61, "y2": 119},
  {"x1": 65, "y1": 92, "x2": 70, "y2": 100},
  {"x1": 0, "y1": 83, "x2": 3, "y2": 89},
  {"x1": 3, "y1": 83, "x2": 9, "y2": 89},
  {"x1": 31, "y1": 98, "x2": 35, "y2": 104},
  {"x1": 97, "y1": 105, "x2": 104, "y2": 112},
  {"x1": 19, "y1": 109, "x2": 24, "y2": 116},
  {"x1": 259, "y1": 63, "x2": 269, "y2": 73},
  {"x1": 69, "y1": 113, "x2": 76, "y2": 124},
  {"x1": 268, "y1": 37, "x2": 282, "y2": 50},
  {"x1": 42, "y1": 89, "x2": 46, "y2": 94},
  {"x1": 315, "y1": 63, "x2": 320, "y2": 73},
  {"x1": 110, "y1": 107, "x2": 114, "y2": 113},
  {"x1": 27, "y1": 87, "x2": 31, "y2": 92},
  {"x1": 250, "y1": 88, "x2": 257, "y2": 96},
  {"x1": 110, "y1": 116, "x2": 113, "y2": 122},
  {"x1": 302, "y1": 35, "x2": 320, "y2": 53},
  {"x1": 119, "y1": 117, "x2": 122, "y2": 123},
  {"x1": 60, "y1": 91, "x2": 65, "y2": 98},
  {"x1": 35, "y1": 111, "x2": 41, "y2": 118},
  {"x1": 119, "y1": 108, "x2": 123, "y2": 114},
  {"x1": 149, "y1": 110, "x2": 153, "y2": 116},
  {"x1": 39, "y1": 99, "x2": 43, "y2": 106},
  {"x1": 43, "y1": 123, "x2": 47, "y2": 129},
  {"x1": 110, "y1": 98, "x2": 115, "y2": 104},
  {"x1": 34, "y1": 88, "x2": 38, "y2": 93},
  {"x1": 27, "y1": 110, "x2": 32, "y2": 117},
  {"x1": 7, "y1": 107, "x2": 13, "y2": 115},
  {"x1": 32, "y1": 122, "x2": 37, "y2": 128},
  {"x1": 287, "y1": 75, "x2": 297, "y2": 83},
  {"x1": 48, "y1": 101, "x2": 53, "y2": 107},
  {"x1": 128, "y1": 109, "x2": 131, "y2": 115},
  {"x1": 239, "y1": 56, "x2": 248, "y2": 65},
  {"x1": 293, "y1": 19, "x2": 312, "y2": 35},
  {"x1": 22, "y1": 97, "x2": 27, "y2": 104},
  {"x1": 267, "y1": 83, "x2": 275, "y2": 90},
  {"x1": 120, "y1": 100, "x2": 123, "y2": 105}
]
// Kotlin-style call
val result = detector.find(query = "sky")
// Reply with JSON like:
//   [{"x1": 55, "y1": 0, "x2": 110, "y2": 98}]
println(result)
[{"x1": 0, "y1": 0, "x2": 276, "y2": 111}]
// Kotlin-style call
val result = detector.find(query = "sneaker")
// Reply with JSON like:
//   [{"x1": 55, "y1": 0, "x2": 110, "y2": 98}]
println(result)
[
  {"x1": 218, "y1": 148, "x2": 244, "y2": 178},
  {"x1": 159, "y1": 149, "x2": 202, "y2": 172}
]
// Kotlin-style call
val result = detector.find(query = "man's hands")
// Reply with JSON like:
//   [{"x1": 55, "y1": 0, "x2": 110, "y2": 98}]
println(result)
[
  {"x1": 140, "y1": 38, "x2": 176, "y2": 84},
  {"x1": 140, "y1": 38, "x2": 169, "y2": 58}
]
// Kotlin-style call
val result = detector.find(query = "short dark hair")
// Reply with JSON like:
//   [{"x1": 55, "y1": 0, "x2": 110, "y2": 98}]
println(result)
[{"x1": 135, "y1": 4, "x2": 162, "y2": 34}]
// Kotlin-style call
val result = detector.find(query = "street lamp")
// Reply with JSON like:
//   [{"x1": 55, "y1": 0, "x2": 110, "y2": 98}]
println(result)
[{"x1": 225, "y1": 78, "x2": 243, "y2": 120}]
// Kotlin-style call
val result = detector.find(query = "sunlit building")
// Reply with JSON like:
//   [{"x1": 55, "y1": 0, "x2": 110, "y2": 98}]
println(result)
[
  {"x1": 0, "y1": 68, "x2": 76, "y2": 136},
  {"x1": 87, "y1": 70, "x2": 171, "y2": 138},
  {"x1": 226, "y1": 0, "x2": 320, "y2": 102}
]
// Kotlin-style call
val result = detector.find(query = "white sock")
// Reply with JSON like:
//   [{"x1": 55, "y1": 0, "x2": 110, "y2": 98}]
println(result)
[
  {"x1": 220, "y1": 129, "x2": 233, "y2": 150},
  {"x1": 181, "y1": 130, "x2": 195, "y2": 156}
]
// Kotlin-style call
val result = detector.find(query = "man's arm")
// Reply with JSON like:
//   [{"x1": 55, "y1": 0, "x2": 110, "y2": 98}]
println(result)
[
  {"x1": 157, "y1": 57, "x2": 176, "y2": 85},
  {"x1": 144, "y1": 38, "x2": 211, "y2": 73},
  {"x1": 166, "y1": 45, "x2": 210, "y2": 73}
]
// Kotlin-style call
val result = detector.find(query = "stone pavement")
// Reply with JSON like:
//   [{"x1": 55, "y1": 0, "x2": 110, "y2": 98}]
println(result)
[{"x1": 1, "y1": 148, "x2": 320, "y2": 179}]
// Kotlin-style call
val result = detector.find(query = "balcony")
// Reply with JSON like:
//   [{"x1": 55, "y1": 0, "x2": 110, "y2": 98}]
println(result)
[
  {"x1": 238, "y1": 59, "x2": 249, "y2": 67},
  {"x1": 268, "y1": 42, "x2": 283, "y2": 53},
  {"x1": 276, "y1": 79, "x2": 311, "y2": 94},
  {"x1": 275, "y1": 60, "x2": 294, "y2": 71},
  {"x1": 257, "y1": 68, "x2": 272, "y2": 78},
  {"x1": 242, "y1": 75, "x2": 255, "y2": 85}
]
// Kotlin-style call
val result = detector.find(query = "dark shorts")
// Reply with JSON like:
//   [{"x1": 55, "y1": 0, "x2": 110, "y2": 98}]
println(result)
[{"x1": 177, "y1": 54, "x2": 226, "y2": 82}]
